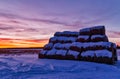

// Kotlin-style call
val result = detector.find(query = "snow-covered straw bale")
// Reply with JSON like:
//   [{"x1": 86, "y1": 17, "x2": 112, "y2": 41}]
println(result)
[
  {"x1": 54, "y1": 32, "x2": 61, "y2": 36},
  {"x1": 40, "y1": 50, "x2": 47, "y2": 55},
  {"x1": 44, "y1": 43, "x2": 54, "y2": 50},
  {"x1": 53, "y1": 43, "x2": 71, "y2": 50},
  {"x1": 111, "y1": 43, "x2": 117, "y2": 61},
  {"x1": 67, "y1": 50, "x2": 80, "y2": 59},
  {"x1": 79, "y1": 28, "x2": 91, "y2": 35},
  {"x1": 49, "y1": 36, "x2": 77, "y2": 43},
  {"x1": 79, "y1": 26, "x2": 105, "y2": 35},
  {"x1": 57, "y1": 37, "x2": 76, "y2": 43},
  {"x1": 49, "y1": 37, "x2": 57, "y2": 43},
  {"x1": 91, "y1": 35, "x2": 108, "y2": 42},
  {"x1": 90, "y1": 26, "x2": 105, "y2": 35},
  {"x1": 76, "y1": 35, "x2": 90, "y2": 42},
  {"x1": 54, "y1": 31, "x2": 79, "y2": 37},
  {"x1": 46, "y1": 49, "x2": 57, "y2": 55},
  {"x1": 95, "y1": 50, "x2": 112, "y2": 58},
  {"x1": 81, "y1": 51, "x2": 95, "y2": 57},
  {"x1": 69, "y1": 42, "x2": 83, "y2": 52},
  {"x1": 81, "y1": 50, "x2": 112, "y2": 58},
  {"x1": 55, "y1": 50, "x2": 67, "y2": 56},
  {"x1": 38, "y1": 50, "x2": 47, "y2": 58},
  {"x1": 54, "y1": 49, "x2": 67, "y2": 59}
]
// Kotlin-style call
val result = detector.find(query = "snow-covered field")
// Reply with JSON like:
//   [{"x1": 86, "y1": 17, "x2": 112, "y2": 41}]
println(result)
[{"x1": 0, "y1": 49, "x2": 120, "y2": 79}]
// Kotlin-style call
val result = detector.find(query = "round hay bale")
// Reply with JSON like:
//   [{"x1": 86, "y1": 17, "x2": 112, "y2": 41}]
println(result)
[
  {"x1": 54, "y1": 32, "x2": 62, "y2": 36},
  {"x1": 90, "y1": 26, "x2": 105, "y2": 35},
  {"x1": 38, "y1": 50, "x2": 47, "y2": 58},
  {"x1": 44, "y1": 43, "x2": 53, "y2": 50},
  {"x1": 81, "y1": 51, "x2": 95, "y2": 58},
  {"x1": 54, "y1": 50, "x2": 67, "y2": 59},
  {"x1": 54, "y1": 43, "x2": 71, "y2": 50},
  {"x1": 111, "y1": 43, "x2": 117, "y2": 61},
  {"x1": 91, "y1": 35, "x2": 108, "y2": 42},
  {"x1": 67, "y1": 50, "x2": 80, "y2": 59},
  {"x1": 70, "y1": 42, "x2": 83, "y2": 52},
  {"x1": 70, "y1": 46, "x2": 81, "y2": 52},
  {"x1": 62, "y1": 31, "x2": 79, "y2": 37},
  {"x1": 49, "y1": 37, "x2": 58, "y2": 43},
  {"x1": 79, "y1": 27, "x2": 91, "y2": 35},
  {"x1": 102, "y1": 57, "x2": 114, "y2": 64},
  {"x1": 76, "y1": 35, "x2": 90, "y2": 42},
  {"x1": 54, "y1": 31, "x2": 79, "y2": 37},
  {"x1": 46, "y1": 49, "x2": 57, "y2": 58}
]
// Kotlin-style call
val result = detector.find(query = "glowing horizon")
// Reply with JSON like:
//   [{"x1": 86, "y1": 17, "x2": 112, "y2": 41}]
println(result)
[{"x1": 0, "y1": 0, "x2": 120, "y2": 48}]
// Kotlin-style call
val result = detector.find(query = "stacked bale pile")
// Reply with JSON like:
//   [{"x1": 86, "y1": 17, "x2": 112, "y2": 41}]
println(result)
[
  {"x1": 39, "y1": 31, "x2": 79, "y2": 59},
  {"x1": 69, "y1": 26, "x2": 117, "y2": 64},
  {"x1": 39, "y1": 26, "x2": 117, "y2": 64}
]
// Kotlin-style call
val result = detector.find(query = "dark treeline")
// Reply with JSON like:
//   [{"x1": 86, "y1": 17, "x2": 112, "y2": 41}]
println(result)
[{"x1": 0, "y1": 47, "x2": 43, "y2": 55}]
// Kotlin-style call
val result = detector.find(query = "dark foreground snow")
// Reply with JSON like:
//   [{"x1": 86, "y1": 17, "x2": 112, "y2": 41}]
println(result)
[{"x1": 0, "y1": 52, "x2": 120, "y2": 79}]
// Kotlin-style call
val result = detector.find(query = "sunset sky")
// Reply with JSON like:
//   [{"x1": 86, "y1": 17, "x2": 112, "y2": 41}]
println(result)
[{"x1": 0, "y1": 0, "x2": 120, "y2": 48}]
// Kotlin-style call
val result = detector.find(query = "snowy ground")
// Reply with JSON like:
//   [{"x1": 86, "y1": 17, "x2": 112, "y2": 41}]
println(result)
[{"x1": 0, "y1": 50, "x2": 120, "y2": 79}]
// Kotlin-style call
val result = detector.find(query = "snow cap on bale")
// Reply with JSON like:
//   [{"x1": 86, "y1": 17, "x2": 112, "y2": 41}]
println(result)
[
  {"x1": 67, "y1": 50, "x2": 80, "y2": 59},
  {"x1": 69, "y1": 42, "x2": 83, "y2": 52},
  {"x1": 49, "y1": 36, "x2": 77, "y2": 43},
  {"x1": 76, "y1": 35, "x2": 90, "y2": 42},
  {"x1": 95, "y1": 50, "x2": 112, "y2": 58},
  {"x1": 79, "y1": 26, "x2": 105, "y2": 35},
  {"x1": 56, "y1": 49, "x2": 67, "y2": 56},
  {"x1": 54, "y1": 31, "x2": 79, "y2": 37},
  {"x1": 91, "y1": 35, "x2": 108, "y2": 42},
  {"x1": 53, "y1": 43, "x2": 71, "y2": 50},
  {"x1": 46, "y1": 49, "x2": 57, "y2": 55}
]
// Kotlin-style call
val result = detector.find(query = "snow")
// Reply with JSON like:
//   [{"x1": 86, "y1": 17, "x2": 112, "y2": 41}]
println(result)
[
  {"x1": 54, "y1": 31, "x2": 79, "y2": 36},
  {"x1": 91, "y1": 35, "x2": 106, "y2": 39},
  {"x1": 67, "y1": 50, "x2": 80, "y2": 58},
  {"x1": 78, "y1": 35, "x2": 89, "y2": 40},
  {"x1": 57, "y1": 36, "x2": 76, "y2": 42},
  {"x1": 81, "y1": 51, "x2": 95, "y2": 57},
  {"x1": 56, "y1": 50, "x2": 67, "y2": 56},
  {"x1": 71, "y1": 42, "x2": 83, "y2": 48},
  {"x1": 68, "y1": 37, "x2": 77, "y2": 42},
  {"x1": 54, "y1": 43, "x2": 71, "y2": 49},
  {"x1": 63, "y1": 43, "x2": 72, "y2": 49},
  {"x1": 50, "y1": 36, "x2": 77, "y2": 42},
  {"x1": 80, "y1": 27, "x2": 90, "y2": 32},
  {"x1": 0, "y1": 53, "x2": 120, "y2": 79},
  {"x1": 95, "y1": 50, "x2": 112, "y2": 58},
  {"x1": 81, "y1": 50, "x2": 112, "y2": 58},
  {"x1": 62, "y1": 31, "x2": 79, "y2": 36},
  {"x1": 53, "y1": 43, "x2": 62, "y2": 49}
]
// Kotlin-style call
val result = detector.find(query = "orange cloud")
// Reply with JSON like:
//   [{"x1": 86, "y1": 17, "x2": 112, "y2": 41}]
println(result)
[
  {"x1": 109, "y1": 38, "x2": 120, "y2": 46},
  {"x1": 0, "y1": 38, "x2": 49, "y2": 48}
]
